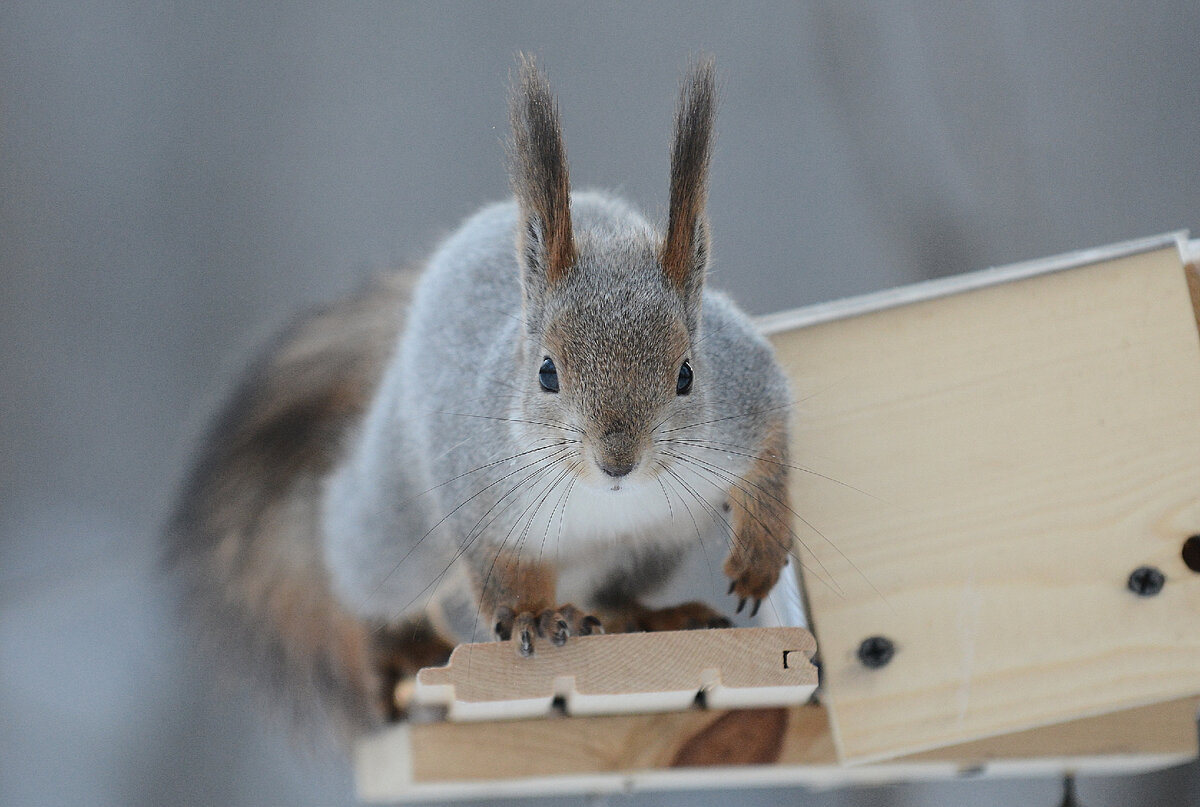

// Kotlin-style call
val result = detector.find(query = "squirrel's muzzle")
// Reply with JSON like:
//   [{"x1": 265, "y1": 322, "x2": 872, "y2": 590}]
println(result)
[{"x1": 596, "y1": 431, "x2": 638, "y2": 478}]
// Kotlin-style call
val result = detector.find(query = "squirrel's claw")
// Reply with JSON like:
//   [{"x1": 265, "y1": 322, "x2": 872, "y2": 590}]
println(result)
[
  {"x1": 723, "y1": 543, "x2": 785, "y2": 615},
  {"x1": 537, "y1": 610, "x2": 571, "y2": 647},
  {"x1": 495, "y1": 604, "x2": 603, "y2": 657},
  {"x1": 580, "y1": 614, "x2": 604, "y2": 635},
  {"x1": 492, "y1": 606, "x2": 515, "y2": 641}
]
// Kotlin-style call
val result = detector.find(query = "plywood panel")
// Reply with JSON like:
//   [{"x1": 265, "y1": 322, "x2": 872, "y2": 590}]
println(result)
[{"x1": 769, "y1": 245, "x2": 1200, "y2": 762}]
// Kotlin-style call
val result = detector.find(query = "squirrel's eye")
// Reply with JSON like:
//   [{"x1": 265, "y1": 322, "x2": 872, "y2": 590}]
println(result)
[
  {"x1": 676, "y1": 360, "x2": 693, "y2": 395},
  {"x1": 539, "y1": 357, "x2": 559, "y2": 393}
]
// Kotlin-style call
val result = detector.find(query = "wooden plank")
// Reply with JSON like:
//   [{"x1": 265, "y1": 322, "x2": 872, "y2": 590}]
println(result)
[
  {"x1": 413, "y1": 627, "x2": 817, "y2": 720},
  {"x1": 905, "y1": 697, "x2": 1200, "y2": 765},
  {"x1": 355, "y1": 698, "x2": 1197, "y2": 802},
  {"x1": 769, "y1": 244, "x2": 1200, "y2": 762}
]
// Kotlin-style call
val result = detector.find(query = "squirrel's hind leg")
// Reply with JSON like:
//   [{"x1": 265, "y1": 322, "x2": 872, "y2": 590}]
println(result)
[{"x1": 372, "y1": 614, "x2": 455, "y2": 721}]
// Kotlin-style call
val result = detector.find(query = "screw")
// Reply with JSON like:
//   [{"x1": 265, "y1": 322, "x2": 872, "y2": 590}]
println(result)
[
  {"x1": 1127, "y1": 566, "x2": 1165, "y2": 597},
  {"x1": 1182, "y1": 536, "x2": 1200, "y2": 573},
  {"x1": 857, "y1": 635, "x2": 895, "y2": 669}
]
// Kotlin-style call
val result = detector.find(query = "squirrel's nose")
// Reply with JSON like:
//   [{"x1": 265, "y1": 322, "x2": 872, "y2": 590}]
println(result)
[
  {"x1": 599, "y1": 460, "x2": 635, "y2": 478},
  {"x1": 597, "y1": 431, "x2": 638, "y2": 478}
]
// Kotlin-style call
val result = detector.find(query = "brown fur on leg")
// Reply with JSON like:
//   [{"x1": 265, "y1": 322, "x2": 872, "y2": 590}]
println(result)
[
  {"x1": 722, "y1": 420, "x2": 792, "y2": 615},
  {"x1": 475, "y1": 550, "x2": 601, "y2": 655},
  {"x1": 373, "y1": 616, "x2": 455, "y2": 721}
]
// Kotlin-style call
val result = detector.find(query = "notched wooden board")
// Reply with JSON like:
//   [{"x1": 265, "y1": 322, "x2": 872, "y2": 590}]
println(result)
[{"x1": 414, "y1": 627, "x2": 817, "y2": 721}]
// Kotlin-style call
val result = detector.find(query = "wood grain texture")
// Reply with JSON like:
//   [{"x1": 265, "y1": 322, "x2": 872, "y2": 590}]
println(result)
[
  {"x1": 669, "y1": 708, "x2": 790, "y2": 767},
  {"x1": 355, "y1": 698, "x2": 1197, "y2": 800},
  {"x1": 414, "y1": 627, "x2": 817, "y2": 720},
  {"x1": 385, "y1": 706, "x2": 828, "y2": 791},
  {"x1": 769, "y1": 244, "x2": 1200, "y2": 762},
  {"x1": 900, "y1": 697, "x2": 1200, "y2": 764}
]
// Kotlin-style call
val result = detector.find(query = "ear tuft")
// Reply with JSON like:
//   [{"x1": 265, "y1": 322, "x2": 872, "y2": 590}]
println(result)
[
  {"x1": 662, "y1": 57, "x2": 717, "y2": 294},
  {"x1": 509, "y1": 54, "x2": 576, "y2": 291}
]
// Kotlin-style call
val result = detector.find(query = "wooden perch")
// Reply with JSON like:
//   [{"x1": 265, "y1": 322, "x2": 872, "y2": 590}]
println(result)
[{"x1": 413, "y1": 627, "x2": 817, "y2": 721}]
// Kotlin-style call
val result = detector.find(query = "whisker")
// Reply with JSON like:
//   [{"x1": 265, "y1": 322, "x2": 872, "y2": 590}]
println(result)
[
  {"x1": 653, "y1": 472, "x2": 675, "y2": 522},
  {"x1": 395, "y1": 452, "x2": 570, "y2": 624},
  {"x1": 654, "y1": 461, "x2": 720, "y2": 594},
  {"x1": 397, "y1": 440, "x2": 571, "y2": 509},
  {"x1": 458, "y1": 456, "x2": 570, "y2": 560},
  {"x1": 649, "y1": 398, "x2": 706, "y2": 435},
  {"x1": 554, "y1": 467, "x2": 581, "y2": 568},
  {"x1": 367, "y1": 447, "x2": 570, "y2": 605},
  {"x1": 426, "y1": 409, "x2": 585, "y2": 435},
  {"x1": 666, "y1": 446, "x2": 853, "y2": 566},
  {"x1": 514, "y1": 461, "x2": 573, "y2": 565},
  {"x1": 653, "y1": 459, "x2": 707, "y2": 545},
  {"x1": 661, "y1": 464, "x2": 739, "y2": 546},
  {"x1": 540, "y1": 461, "x2": 581, "y2": 563},
  {"x1": 662, "y1": 437, "x2": 892, "y2": 505},
  {"x1": 667, "y1": 453, "x2": 844, "y2": 598},
  {"x1": 468, "y1": 457, "x2": 573, "y2": 640},
  {"x1": 662, "y1": 449, "x2": 850, "y2": 598},
  {"x1": 656, "y1": 399, "x2": 800, "y2": 435}
]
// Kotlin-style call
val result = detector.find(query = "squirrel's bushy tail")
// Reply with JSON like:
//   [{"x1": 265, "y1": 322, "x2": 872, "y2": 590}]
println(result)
[{"x1": 163, "y1": 270, "x2": 449, "y2": 743}]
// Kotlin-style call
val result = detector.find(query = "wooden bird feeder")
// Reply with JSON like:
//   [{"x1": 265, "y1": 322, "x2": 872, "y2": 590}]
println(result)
[{"x1": 356, "y1": 232, "x2": 1200, "y2": 801}]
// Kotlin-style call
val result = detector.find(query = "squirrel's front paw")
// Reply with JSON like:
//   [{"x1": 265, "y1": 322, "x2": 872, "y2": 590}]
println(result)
[
  {"x1": 492, "y1": 603, "x2": 603, "y2": 657},
  {"x1": 723, "y1": 536, "x2": 788, "y2": 618}
]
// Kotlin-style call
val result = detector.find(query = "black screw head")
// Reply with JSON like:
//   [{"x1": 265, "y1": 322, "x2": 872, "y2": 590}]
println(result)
[
  {"x1": 857, "y1": 635, "x2": 895, "y2": 669},
  {"x1": 1127, "y1": 565, "x2": 1165, "y2": 597},
  {"x1": 1182, "y1": 536, "x2": 1200, "y2": 573}
]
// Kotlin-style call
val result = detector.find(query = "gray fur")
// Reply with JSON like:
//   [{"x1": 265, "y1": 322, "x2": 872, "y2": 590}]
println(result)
[
  {"x1": 322, "y1": 191, "x2": 791, "y2": 634},
  {"x1": 169, "y1": 59, "x2": 794, "y2": 739},
  {"x1": 323, "y1": 61, "x2": 792, "y2": 638}
]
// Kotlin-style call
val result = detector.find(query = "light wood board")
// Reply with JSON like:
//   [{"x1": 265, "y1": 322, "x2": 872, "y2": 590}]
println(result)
[
  {"x1": 414, "y1": 627, "x2": 817, "y2": 720},
  {"x1": 355, "y1": 697, "x2": 1199, "y2": 802},
  {"x1": 769, "y1": 242, "x2": 1200, "y2": 762}
]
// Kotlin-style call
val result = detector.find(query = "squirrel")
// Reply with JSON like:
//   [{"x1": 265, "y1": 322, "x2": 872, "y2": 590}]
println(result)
[{"x1": 165, "y1": 56, "x2": 794, "y2": 742}]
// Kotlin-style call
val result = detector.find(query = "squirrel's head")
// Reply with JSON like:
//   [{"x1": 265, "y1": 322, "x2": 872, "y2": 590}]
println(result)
[{"x1": 508, "y1": 56, "x2": 716, "y2": 489}]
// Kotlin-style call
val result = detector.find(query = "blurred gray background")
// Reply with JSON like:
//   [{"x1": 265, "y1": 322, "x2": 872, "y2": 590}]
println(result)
[{"x1": 3, "y1": 2, "x2": 1199, "y2": 805}]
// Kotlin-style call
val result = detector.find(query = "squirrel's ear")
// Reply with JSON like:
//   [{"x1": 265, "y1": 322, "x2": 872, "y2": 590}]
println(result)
[
  {"x1": 662, "y1": 58, "x2": 717, "y2": 298},
  {"x1": 509, "y1": 55, "x2": 576, "y2": 298}
]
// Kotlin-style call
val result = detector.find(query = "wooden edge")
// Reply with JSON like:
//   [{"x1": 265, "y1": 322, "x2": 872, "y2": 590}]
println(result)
[
  {"x1": 1184, "y1": 260, "x2": 1200, "y2": 338},
  {"x1": 355, "y1": 698, "x2": 1199, "y2": 803},
  {"x1": 753, "y1": 232, "x2": 1189, "y2": 335}
]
